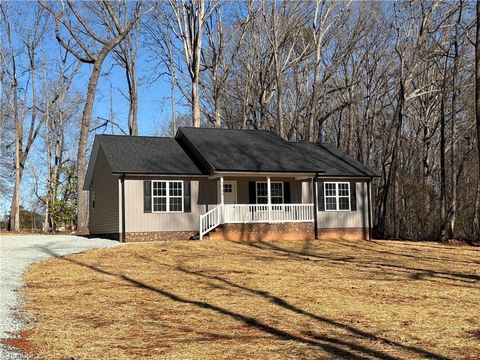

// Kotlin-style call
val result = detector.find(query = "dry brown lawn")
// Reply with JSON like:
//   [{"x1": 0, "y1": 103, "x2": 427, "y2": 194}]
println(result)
[{"x1": 21, "y1": 239, "x2": 480, "y2": 359}]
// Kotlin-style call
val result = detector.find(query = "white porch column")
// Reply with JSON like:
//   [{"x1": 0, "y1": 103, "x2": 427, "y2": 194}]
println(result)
[
  {"x1": 267, "y1": 176, "x2": 271, "y2": 223},
  {"x1": 220, "y1": 176, "x2": 225, "y2": 223}
]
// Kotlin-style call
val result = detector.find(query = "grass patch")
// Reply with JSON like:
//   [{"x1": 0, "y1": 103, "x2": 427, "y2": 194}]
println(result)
[{"x1": 22, "y1": 239, "x2": 480, "y2": 359}]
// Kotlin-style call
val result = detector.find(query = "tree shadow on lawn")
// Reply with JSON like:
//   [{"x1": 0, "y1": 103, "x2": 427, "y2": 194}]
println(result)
[
  {"x1": 33, "y1": 245, "x2": 451, "y2": 360},
  {"x1": 228, "y1": 240, "x2": 480, "y2": 286},
  {"x1": 328, "y1": 240, "x2": 480, "y2": 267}
]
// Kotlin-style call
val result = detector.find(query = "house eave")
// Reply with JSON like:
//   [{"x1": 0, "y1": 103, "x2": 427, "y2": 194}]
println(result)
[
  {"x1": 208, "y1": 170, "x2": 322, "y2": 179},
  {"x1": 112, "y1": 171, "x2": 208, "y2": 177}
]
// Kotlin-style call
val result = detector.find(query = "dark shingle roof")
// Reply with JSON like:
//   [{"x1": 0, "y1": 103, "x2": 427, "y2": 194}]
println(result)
[
  {"x1": 96, "y1": 135, "x2": 203, "y2": 174},
  {"x1": 290, "y1": 142, "x2": 378, "y2": 177},
  {"x1": 176, "y1": 127, "x2": 323, "y2": 173},
  {"x1": 85, "y1": 129, "x2": 377, "y2": 188}
]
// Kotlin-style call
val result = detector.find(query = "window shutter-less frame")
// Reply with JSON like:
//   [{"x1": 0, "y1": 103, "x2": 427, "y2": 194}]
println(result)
[
  {"x1": 317, "y1": 181, "x2": 325, "y2": 211},
  {"x1": 183, "y1": 181, "x2": 191, "y2": 212},
  {"x1": 284, "y1": 182, "x2": 291, "y2": 203},
  {"x1": 350, "y1": 181, "x2": 357, "y2": 211},
  {"x1": 248, "y1": 181, "x2": 256, "y2": 204},
  {"x1": 144, "y1": 180, "x2": 152, "y2": 213}
]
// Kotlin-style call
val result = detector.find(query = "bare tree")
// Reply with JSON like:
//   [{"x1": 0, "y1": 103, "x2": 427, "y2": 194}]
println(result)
[
  {"x1": 163, "y1": 0, "x2": 219, "y2": 127},
  {"x1": 0, "y1": 2, "x2": 49, "y2": 231},
  {"x1": 113, "y1": 10, "x2": 141, "y2": 136},
  {"x1": 448, "y1": 0, "x2": 464, "y2": 239},
  {"x1": 203, "y1": 3, "x2": 250, "y2": 128},
  {"x1": 40, "y1": 0, "x2": 142, "y2": 232},
  {"x1": 42, "y1": 50, "x2": 81, "y2": 232},
  {"x1": 475, "y1": 0, "x2": 480, "y2": 238}
]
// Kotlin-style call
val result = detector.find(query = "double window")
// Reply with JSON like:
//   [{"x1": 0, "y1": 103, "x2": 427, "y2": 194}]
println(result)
[
  {"x1": 324, "y1": 182, "x2": 350, "y2": 211},
  {"x1": 152, "y1": 180, "x2": 183, "y2": 213},
  {"x1": 256, "y1": 181, "x2": 284, "y2": 204}
]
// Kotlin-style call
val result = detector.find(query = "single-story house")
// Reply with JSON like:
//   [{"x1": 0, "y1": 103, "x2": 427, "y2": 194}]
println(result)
[{"x1": 84, "y1": 127, "x2": 377, "y2": 242}]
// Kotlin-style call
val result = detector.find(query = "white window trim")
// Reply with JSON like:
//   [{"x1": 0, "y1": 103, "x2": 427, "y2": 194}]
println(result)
[
  {"x1": 324, "y1": 182, "x2": 351, "y2": 212},
  {"x1": 152, "y1": 180, "x2": 184, "y2": 213},
  {"x1": 256, "y1": 181, "x2": 284, "y2": 204}
]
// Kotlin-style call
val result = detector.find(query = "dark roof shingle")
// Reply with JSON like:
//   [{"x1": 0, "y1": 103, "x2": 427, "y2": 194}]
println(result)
[
  {"x1": 86, "y1": 129, "x2": 377, "y2": 185},
  {"x1": 290, "y1": 142, "x2": 378, "y2": 177},
  {"x1": 176, "y1": 127, "x2": 322, "y2": 173},
  {"x1": 96, "y1": 135, "x2": 203, "y2": 174}
]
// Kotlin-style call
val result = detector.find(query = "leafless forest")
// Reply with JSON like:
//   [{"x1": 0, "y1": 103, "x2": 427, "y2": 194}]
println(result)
[{"x1": 1, "y1": 0, "x2": 479, "y2": 241}]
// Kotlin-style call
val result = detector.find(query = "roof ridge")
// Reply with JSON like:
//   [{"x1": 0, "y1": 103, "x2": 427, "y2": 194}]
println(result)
[
  {"x1": 96, "y1": 134, "x2": 173, "y2": 139},
  {"x1": 179, "y1": 126, "x2": 272, "y2": 133}
]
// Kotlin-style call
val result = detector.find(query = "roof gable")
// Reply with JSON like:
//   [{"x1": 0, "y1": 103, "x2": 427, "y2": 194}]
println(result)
[
  {"x1": 176, "y1": 127, "x2": 323, "y2": 173},
  {"x1": 84, "y1": 135, "x2": 204, "y2": 188},
  {"x1": 290, "y1": 142, "x2": 378, "y2": 177}
]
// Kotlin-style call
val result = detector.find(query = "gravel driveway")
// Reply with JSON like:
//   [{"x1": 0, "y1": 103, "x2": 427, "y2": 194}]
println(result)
[{"x1": 0, "y1": 235, "x2": 120, "y2": 359}]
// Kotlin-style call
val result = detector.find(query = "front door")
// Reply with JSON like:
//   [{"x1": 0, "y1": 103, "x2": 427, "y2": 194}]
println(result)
[{"x1": 222, "y1": 181, "x2": 237, "y2": 204}]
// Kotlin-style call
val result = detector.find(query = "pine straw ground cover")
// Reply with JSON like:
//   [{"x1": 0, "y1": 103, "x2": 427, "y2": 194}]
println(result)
[{"x1": 20, "y1": 239, "x2": 480, "y2": 360}]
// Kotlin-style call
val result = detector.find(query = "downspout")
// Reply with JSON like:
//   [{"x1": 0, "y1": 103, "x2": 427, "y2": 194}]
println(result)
[
  {"x1": 312, "y1": 174, "x2": 319, "y2": 240},
  {"x1": 120, "y1": 174, "x2": 126, "y2": 243},
  {"x1": 367, "y1": 179, "x2": 372, "y2": 240}
]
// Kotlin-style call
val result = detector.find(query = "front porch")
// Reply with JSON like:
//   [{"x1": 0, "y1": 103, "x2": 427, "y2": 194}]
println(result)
[{"x1": 199, "y1": 175, "x2": 316, "y2": 239}]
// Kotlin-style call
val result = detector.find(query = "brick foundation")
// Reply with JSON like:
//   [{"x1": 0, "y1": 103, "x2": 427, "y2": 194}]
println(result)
[
  {"x1": 124, "y1": 231, "x2": 198, "y2": 242},
  {"x1": 91, "y1": 226, "x2": 369, "y2": 242},
  {"x1": 208, "y1": 222, "x2": 315, "y2": 241},
  {"x1": 317, "y1": 227, "x2": 369, "y2": 241}
]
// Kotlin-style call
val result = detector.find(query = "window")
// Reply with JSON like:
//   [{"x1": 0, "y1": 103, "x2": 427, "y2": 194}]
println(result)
[
  {"x1": 223, "y1": 183, "x2": 233, "y2": 193},
  {"x1": 152, "y1": 180, "x2": 183, "y2": 212},
  {"x1": 256, "y1": 181, "x2": 284, "y2": 204},
  {"x1": 324, "y1": 182, "x2": 350, "y2": 211},
  {"x1": 91, "y1": 191, "x2": 95, "y2": 209}
]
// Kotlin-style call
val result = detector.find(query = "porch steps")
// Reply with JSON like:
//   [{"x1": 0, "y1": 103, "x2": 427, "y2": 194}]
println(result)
[{"x1": 191, "y1": 226, "x2": 224, "y2": 240}]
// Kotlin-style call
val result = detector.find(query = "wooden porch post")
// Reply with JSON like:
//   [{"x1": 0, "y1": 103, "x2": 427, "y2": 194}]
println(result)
[
  {"x1": 312, "y1": 176, "x2": 318, "y2": 240},
  {"x1": 220, "y1": 176, "x2": 225, "y2": 223},
  {"x1": 267, "y1": 176, "x2": 271, "y2": 223}
]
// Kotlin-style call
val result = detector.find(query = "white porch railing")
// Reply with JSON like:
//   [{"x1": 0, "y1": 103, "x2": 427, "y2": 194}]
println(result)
[
  {"x1": 199, "y1": 205, "x2": 221, "y2": 240},
  {"x1": 199, "y1": 204, "x2": 314, "y2": 239},
  {"x1": 224, "y1": 204, "x2": 314, "y2": 224}
]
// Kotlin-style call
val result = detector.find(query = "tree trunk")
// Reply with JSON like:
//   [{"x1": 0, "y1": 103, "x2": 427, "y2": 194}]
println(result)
[
  {"x1": 214, "y1": 91, "x2": 221, "y2": 128},
  {"x1": 192, "y1": 79, "x2": 201, "y2": 127},
  {"x1": 9, "y1": 80, "x2": 21, "y2": 231},
  {"x1": 440, "y1": 88, "x2": 447, "y2": 242},
  {"x1": 273, "y1": 48, "x2": 284, "y2": 138},
  {"x1": 474, "y1": 0, "x2": 480, "y2": 238},
  {"x1": 191, "y1": 0, "x2": 204, "y2": 128},
  {"x1": 9, "y1": 171, "x2": 21, "y2": 231},
  {"x1": 449, "y1": 3, "x2": 462, "y2": 239},
  {"x1": 126, "y1": 63, "x2": 138, "y2": 136},
  {"x1": 378, "y1": 77, "x2": 404, "y2": 238},
  {"x1": 76, "y1": 57, "x2": 106, "y2": 233},
  {"x1": 171, "y1": 70, "x2": 176, "y2": 135}
]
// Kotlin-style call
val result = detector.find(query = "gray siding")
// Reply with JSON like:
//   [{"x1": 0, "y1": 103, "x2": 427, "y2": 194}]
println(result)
[
  {"x1": 123, "y1": 176, "x2": 307, "y2": 233},
  {"x1": 124, "y1": 177, "x2": 207, "y2": 232},
  {"x1": 302, "y1": 181, "x2": 369, "y2": 229},
  {"x1": 120, "y1": 175, "x2": 368, "y2": 233},
  {"x1": 89, "y1": 148, "x2": 119, "y2": 234}
]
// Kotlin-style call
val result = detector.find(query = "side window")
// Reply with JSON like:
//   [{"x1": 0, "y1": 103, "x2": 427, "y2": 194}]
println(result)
[
  {"x1": 91, "y1": 190, "x2": 96, "y2": 209},
  {"x1": 324, "y1": 182, "x2": 350, "y2": 211}
]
